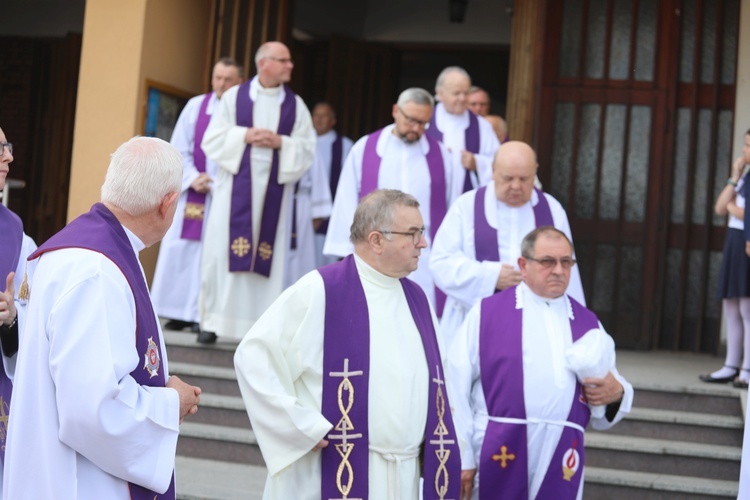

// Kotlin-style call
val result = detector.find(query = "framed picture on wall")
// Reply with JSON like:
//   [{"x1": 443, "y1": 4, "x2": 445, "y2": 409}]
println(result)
[{"x1": 142, "y1": 80, "x2": 193, "y2": 141}]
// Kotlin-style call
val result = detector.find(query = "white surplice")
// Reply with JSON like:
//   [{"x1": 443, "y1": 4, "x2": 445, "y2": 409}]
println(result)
[
  {"x1": 4, "y1": 227, "x2": 179, "y2": 500},
  {"x1": 234, "y1": 254, "x2": 448, "y2": 500},
  {"x1": 448, "y1": 282, "x2": 634, "y2": 500},
  {"x1": 322, "y1": 124, "x2": 464, "y2": 307},
  {"x1": 429, "y1": 183, "x2": 586, "y2": 348},
  {"x1": 312, "y1": 130, "x2": 353, "y2": 268},
  {"x1": 200, "y1": 76, "x2": 315, "y2": 339},
  {"x1": 431, "y1": 103, "x2": 500, "y2": 189},
  {"x1": 151, "y1": 92, "x2": 219, "y2": 323}
]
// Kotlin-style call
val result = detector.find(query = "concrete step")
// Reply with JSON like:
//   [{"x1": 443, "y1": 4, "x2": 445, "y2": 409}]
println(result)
[
  {"x1": 603, "y1": 406, "x2": 744, "y2": 446},
  {"x1": 178, "y1": 421, "x2": 264, "y2": 466},
  {"x1": 191, "y1": 393, "x2": 251, "y2": 429},
  {"x1": 164, "y1": 330, "x2": 237, "y2": 369},
  {"x1": 585, "y1": 433, "x2": 741, "y2": 482},
  {"x1": 175, "y1": 456, "x2": 265, "y2": 500},
  {"x1": 170, "y1": 361, "x2": 241, "y2": 397},
  {"x1": 584, "y1": 466, "x2": 738, "y2": 499},
  {"x1": 634, "y1": 386, "x2": 743, "y2": 417}
]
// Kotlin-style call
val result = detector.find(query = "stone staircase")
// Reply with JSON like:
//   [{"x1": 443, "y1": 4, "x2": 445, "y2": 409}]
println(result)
[
  {"x1": 164, "y1": 331, "x2": 745, "y2": 499},
  {"x1": 584, "y1": 383, "x2": 744, "y2": 499}
]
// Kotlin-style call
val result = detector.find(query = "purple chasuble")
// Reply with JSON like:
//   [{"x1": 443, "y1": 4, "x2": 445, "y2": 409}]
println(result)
[
  {"x1": 28, "y1": 203, "x2": 175, "y2": 500},
  {"x1": 318, "y1": 255, "x2": 461, "y2": 499},
  {"x1": 474, "y1": 186, "x2": 554, "y2": 262},
  {"x1": 229, "y1": 80, "x2": 297, "y2": 276},
  {"x1": 0, "y1": 205, "x2": 22, "y2": 461},
  {"x1": 477, "y1": 286, "x2": 598, "y2": 499},
  {"x1": 359, "y1": 128, "x2": 449, "y2": 314},
  {"x1": 315, "y1": 132, "x2": 344, "y2": 235},
  {"x1": 426, "y1": 109, "x2": 480, "y2": 192},
  {"x1": 180, "y1": 92, "x2": 213, "y2": 240}
]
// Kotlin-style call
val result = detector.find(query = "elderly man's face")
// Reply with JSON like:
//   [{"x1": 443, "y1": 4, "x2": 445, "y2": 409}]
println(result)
[
  {"x1": 312, "y1": 104, "x2": 336, "y2": 136},
  {"x1": 392, "y1": 102, "x2": 431, "y2": 144},
  {"x1": 468, "y1": 90, "x2": 490, "y2": 116},
  {"x1": 519, "y1": 234, "x2": 573, "y2": 299},
  {"x1": 437, "y1": 72, "x2": 470, "y2": 115},
  {"x1": 211, "y1": 63, "x2": 242, "y2": 99},
  {"x1": 0, "y1": 128, "x2": 12, "y2": 191},
  {"x1": 258, "y1": 43, "x2": 294, "y2": 87},
  {"x1": 379, "y1": 205, "x2": 427, "y2": 278},
  {"x1": 493, "y1": 147, "x2": 537, "y2": 207}
]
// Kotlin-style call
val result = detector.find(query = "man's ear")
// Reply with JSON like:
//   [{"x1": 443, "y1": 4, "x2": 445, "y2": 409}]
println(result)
[
  {"x1": 518, "y1": 256, "x2": 528, "y2": 275},
  {"x1": 159, "y1": 191, "x2": 179, "y2": 220},
  {"x1": 367, "y1": 230, "x2": 386, "y2": 255}
]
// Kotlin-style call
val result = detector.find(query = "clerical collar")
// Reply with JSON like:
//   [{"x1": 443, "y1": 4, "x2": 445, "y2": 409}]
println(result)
[
  {"x1": 121, "y1": 224, "x2": 146, "y2": 255},
  {"x1": 249, "y1": 76, "x2": 284, "y2": 102},
  {"x1": 494, "y1": 182, "x2": 540, "y2": 210},
  {"x1": 318, "y1": 129, "x2": 337, "y2": 141},
  {"x1": 516, "y1": 282, "x2": 574, "y2": 319},
  {"x1": 353, "y1": 252, "x2": 401, "y2": 289},
  {"x1": 436, "y1": 102, "x2": 469, "y2": 128}
]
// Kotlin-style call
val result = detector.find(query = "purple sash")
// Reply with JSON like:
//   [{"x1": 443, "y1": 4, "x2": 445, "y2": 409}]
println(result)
[
  {"x1": 474, "y1": 186, "x2": 554, "y2": 262},
  {"x1": 315, "y1": 133, "x2": 344, "y2": 235},
  {"x1": 318, "y1": 255, "x2": 461, "y2": 499},
  {"x1": 0, "y1": 205, "x2": 22, "y2": 461},
  {"x1": 180, "y1": 92, "x2": 213, "y2": 240},
  {"x1": 230, "y1": 80, "x2": 297, "y2": 276},
  {"x1": 478, "y1": 286, "x2": 598, "y2": 499},
  {"x1": 426, "y1": 108, "x2": 480, "y2": 192},
  {"x1": 359, "y1": 128, "x2": 449, "y2": 314},
  {"x1": 28, "y1": 203, "x2": 174, "y2": 499}
]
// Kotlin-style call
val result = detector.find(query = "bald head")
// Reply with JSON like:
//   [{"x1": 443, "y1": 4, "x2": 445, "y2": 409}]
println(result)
[
  {"x1": 255, "y1": 41, "x2": 294, "y2": 88},
  {"x1": 492, "y1": 141, "x2": 538, "y2": 207}
]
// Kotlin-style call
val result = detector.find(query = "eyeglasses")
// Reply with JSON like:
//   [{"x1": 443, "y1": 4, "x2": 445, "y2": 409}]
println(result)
[
  {"x1": 398, "y1": 107, "x2": 428, "y2": 128},
  {"x1": 379, "y1": 227, "x2": 426, "y2": 245},
  {"x1": 0, "y1": 143, "x2": 12, "y2": 155},
  {"x1": 264, "y1": 56, "x2": 293, "y2": 64},
  {"x1": 524, "y1": 256, "x2": 577, "y2": 269}
]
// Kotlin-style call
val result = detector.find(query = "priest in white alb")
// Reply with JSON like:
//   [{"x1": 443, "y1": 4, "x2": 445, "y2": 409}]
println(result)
[
  {"x1": 235, "y1": 190, "x2": 461, "y2": 499},
  {"x1": 448, "y1": 226, "x2": 633, "y2": 500},
  {"x1": 150, "y1": 57, "x2": 243, "y2": 333},
  {"x1": 323, "y1": 88, "x2": 464, "y2": 310},
  {"x1": 199, "y1": 41, "x2": 315, "y2": 343},
  {"x1": 430, "y1": 141, "x2": 585, "y2": 348}
]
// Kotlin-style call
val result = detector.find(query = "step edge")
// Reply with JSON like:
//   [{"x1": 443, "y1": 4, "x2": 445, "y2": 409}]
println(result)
[
  {"x1": 584, "y1": 466, "x2": 739, "y2": 496},
  {"x1": 585, "y1": 433, "x2": 742, "y2": 460}
]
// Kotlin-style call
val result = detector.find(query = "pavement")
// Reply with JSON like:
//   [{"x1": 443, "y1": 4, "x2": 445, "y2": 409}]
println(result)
[{"x1": 173, "y1": 348, "x2": 747, "y2": 499}]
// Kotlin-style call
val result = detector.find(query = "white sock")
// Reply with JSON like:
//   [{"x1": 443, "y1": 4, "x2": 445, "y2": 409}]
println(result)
[{"x1": 710, "y1": 366, "x2": 738, "y2": 378}]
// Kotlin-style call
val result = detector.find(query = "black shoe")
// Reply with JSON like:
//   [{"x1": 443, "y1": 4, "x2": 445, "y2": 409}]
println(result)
[
  {"x1": 197, "y1": 330, "x2": 217, "y2": 345},
  {"x1": 164, "y1": 319, "x2": 194, "y2": 331},
  {"x1": 699, "y1": 366, "x2": 739, "y2": 383},
  {"x1": 189, "y1": 322, "x2": 201, "y2": 333}
]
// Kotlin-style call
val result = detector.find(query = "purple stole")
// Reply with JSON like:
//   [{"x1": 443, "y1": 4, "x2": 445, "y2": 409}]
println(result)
[
  {"x1": 426, "y1": 109, "x2": 480, "y2": 192},
  {"x1": 229, "y1": 80, "x2": 297, "y2": 276},
  {"x1": 474, "y1": 186, "x2": 553, "y2": 262},
  {"x1": 180, "y1": 92, "x2": 213, "y2": 240},
  {"x1": 28, "y1": 203, "x2": 175, "y2": 500},
  {"x1": 360, "y1": 129, "x2": 449, "y2": 314},
  {"x1": 318, "y1": 255, "x2": 461, "y2": 499},
  {"x1": 0, "y1": 205, "x2": 22, "y2": 461},
  {"x1": 478, "y1": 286, "x2": 598, "y2": 499},
  {"x1": 315, "y1": 132, "x2": 344, "y2": 235}
]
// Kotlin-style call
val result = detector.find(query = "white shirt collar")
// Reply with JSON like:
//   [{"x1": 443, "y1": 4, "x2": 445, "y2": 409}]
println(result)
[
  {"x1": 249, "y1": 75, "x2": 285, "y2": 103},
  {"x1": 516, "y1": 282, "x2": 574, "y2": 319}
]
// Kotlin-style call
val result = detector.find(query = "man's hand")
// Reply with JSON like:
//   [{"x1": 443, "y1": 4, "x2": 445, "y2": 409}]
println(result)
[
  {"x1": 461, "y1": 469, "x2": 476, "y2": 500},
  {"x1": 732, "y1": 155, "x2": 747, "y2": 181},
  {"x1": 582, "y1": 371, "x2": 623, "y2": 406},
  {"x1": 190, "y1": 173, "x2": 213, "y2": 194},
  {"x1": 461, "y1": 150, "x2": 477, "y2": 171},
  {"x1": 496, "y1": 264, "x2": 522, "y2": 290},
  {"x1": 0, "y1": 272, "x2": 17, "y2": 326},
  {"x1": 312, "y1": 438, "x2": 329, "y2": 451},
  {"x1": 245, "y1": 127, "x2": 282, "y2": 149},
  {"x1": 166, "y1": 375, "x2": 201, "y2": 423}
]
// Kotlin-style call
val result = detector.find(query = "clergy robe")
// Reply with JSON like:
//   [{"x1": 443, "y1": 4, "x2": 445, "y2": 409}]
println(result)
[
  {"x1": 429, "y1": 103, "x2": 500, "y2": 189},
  {"x1": 234, "y1": 254, "x2": 452, "y2": 499},
  {"x1": 322, "y1": 124, "x2": 464, "y2": 307},
  {"x1": 151, "y1": 92, "x2": 220, "y2": 323},
  {"x1": 429, "y1": 182, "x2": 586, "y2": 348},
  {"x1": 312, "y1": 130, "x2": 353, "y2": 267},
  {"x1": 448, "y1": 282, "x2": 634, "y2": 500},
  {"x1": 3, "y1": 224, "x2": 179, "y2": 499},
  {"x1": 739, "y1": 393, "x2": 750, "y2": 497},
  {"x1": 200, "y1": 76, "x2": 315, "y2": 339}
]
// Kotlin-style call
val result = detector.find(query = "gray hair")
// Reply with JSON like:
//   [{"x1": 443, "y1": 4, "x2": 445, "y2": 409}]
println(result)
[
  {"x1": 396, "y1": 88, "x2": 434, "y2": 108},
  {"x1": 101, "y1": 136, "x2": 182, "y2": 216},
  {"x1": 216, "y1": 56, "x2": 245, "y2": 79},
  {"x1": 435, "y1": 66, "x2": 471, "y2": 94},
  {"x1": 350, "y1": 189, "x2": 420, "y2": 244},
  {"x1": 521, "y1": 226, "x2": 574, "y2": 258}
]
